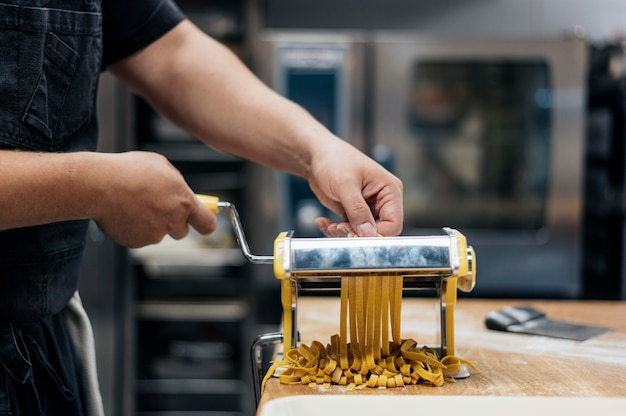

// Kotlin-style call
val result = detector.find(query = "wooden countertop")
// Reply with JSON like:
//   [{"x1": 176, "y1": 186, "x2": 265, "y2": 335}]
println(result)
[{"x1": 258, "y1": 297, "x2": 626, "y2": 412}]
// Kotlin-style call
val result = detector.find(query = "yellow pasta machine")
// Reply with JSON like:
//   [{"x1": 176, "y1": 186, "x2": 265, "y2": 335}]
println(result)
[{"x1": 197, "y1": 195, "x2": 476, "y2": 403}]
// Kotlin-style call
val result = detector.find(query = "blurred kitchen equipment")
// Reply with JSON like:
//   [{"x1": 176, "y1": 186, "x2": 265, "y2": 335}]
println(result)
[
  {"x1": 254, "y1": 31, "x2": 366, "y2": 237},
  {"x1": 372, "y1": 35, "x2": 586, "y2": 299},
  {"x1": 584, "y1": 40, "x2": 626, "y2": 300}
]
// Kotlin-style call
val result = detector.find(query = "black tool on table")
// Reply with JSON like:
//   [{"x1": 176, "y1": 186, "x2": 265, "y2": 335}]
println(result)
[{"x1": 485, "y1": 305, "x2": 613, "y2": 341}]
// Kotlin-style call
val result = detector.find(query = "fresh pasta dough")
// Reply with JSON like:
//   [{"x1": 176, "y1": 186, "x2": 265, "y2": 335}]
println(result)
[{"x1": 262, "y1": 274, "x2": 479, "y2": 392}]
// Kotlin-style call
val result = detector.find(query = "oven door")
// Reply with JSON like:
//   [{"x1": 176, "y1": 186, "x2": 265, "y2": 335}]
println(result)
[{"x1": 372, "y1": 34, "x2": 587, "y2": 298}]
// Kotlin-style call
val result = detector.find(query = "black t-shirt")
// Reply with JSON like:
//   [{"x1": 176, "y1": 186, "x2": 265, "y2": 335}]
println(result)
[{"x1": 101, "y1": 0, "x2": 186, "y2": 68}]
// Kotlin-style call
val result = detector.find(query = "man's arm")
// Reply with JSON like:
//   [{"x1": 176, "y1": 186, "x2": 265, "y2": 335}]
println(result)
[
  {"x1": 0, "y1": 150, "x2": 100, "y2": 229},
  {"x1": 0, "y1": 150, "x2": 217, "y2": 247},
  {"x1": 110, "y1": 20, "x2": 403, "y2": 236}
]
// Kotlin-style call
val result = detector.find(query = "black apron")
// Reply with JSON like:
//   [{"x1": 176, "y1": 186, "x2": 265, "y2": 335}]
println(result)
[{"x1": 0, "y1": 1, "x2": 102, "y2": 414}]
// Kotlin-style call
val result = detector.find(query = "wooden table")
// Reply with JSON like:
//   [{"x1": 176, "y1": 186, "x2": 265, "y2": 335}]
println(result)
[{"x1": 258, "y1": 297, "x2": 626, "y2": 412}]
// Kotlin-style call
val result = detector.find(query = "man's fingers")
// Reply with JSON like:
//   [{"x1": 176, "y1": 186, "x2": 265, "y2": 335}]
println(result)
[
  {"x1": 169, "y1": 224, "x2": 190, "y2": 240},
  {"x1": 315, "y1": 217, "x2": 353, "y2": 237},
  {"x1": 372, "y1": 219, "x2": 402, "y2": 237},
  {"x1": 187, "y1": 198, "x2": 218, "y2": 236},
  {"x1": 341, "y1": 193, "x2": 377, "y2": 237}
]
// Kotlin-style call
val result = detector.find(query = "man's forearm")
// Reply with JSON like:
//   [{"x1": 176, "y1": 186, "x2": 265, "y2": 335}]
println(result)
[
  {"x1": 109, "y1": 20, "x2": 342, "y2": 181},
  {"x1": 0, "y1": 150, "x2": 102, "y2": 230}
]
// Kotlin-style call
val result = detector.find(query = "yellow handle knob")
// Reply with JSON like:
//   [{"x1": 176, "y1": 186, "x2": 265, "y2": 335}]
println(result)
[{"x1": 196, "y1": 194, "x2": 220, "y2": 214}]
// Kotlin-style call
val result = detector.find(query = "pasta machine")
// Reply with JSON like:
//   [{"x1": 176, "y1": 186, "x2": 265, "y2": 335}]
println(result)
[{"x1": 197, "y1": 195, "x2": 476, "y2": 403}]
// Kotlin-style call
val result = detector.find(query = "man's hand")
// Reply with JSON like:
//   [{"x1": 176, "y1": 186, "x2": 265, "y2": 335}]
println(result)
[
  {"x1": 90, "y1": 151, "x2": 217, "y2": 248},
  {"x1": 307, "y1": 140, "x2": 403, "y2": 238}
]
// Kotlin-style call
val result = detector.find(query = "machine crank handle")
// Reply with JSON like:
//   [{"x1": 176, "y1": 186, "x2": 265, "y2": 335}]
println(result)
[{"x1": 196, "y1": 194, "x2": 274, "y2": 264}]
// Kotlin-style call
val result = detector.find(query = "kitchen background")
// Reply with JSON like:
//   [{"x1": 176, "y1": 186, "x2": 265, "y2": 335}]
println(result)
[{"x1": 81, "y1": 0, "x2": 626, "y2": 415}]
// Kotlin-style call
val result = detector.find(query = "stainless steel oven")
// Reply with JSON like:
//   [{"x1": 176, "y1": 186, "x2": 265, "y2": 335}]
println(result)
[{"x1": 370, "y1": 34, "x2": 587, "y2": 298}]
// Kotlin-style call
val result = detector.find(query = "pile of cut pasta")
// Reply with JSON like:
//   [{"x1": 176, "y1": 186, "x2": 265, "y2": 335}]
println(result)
[{"x1": 262, "y1": 274, "x2": 479, "y2": 391}]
